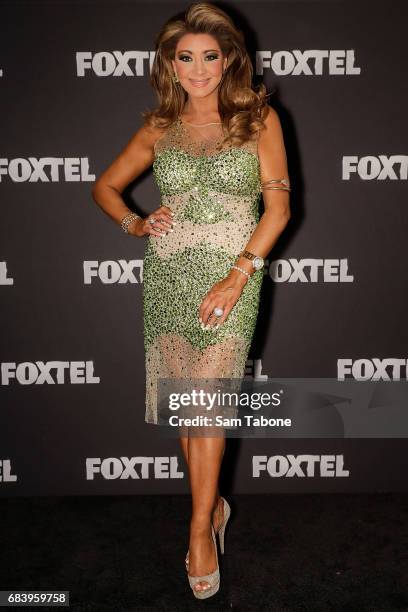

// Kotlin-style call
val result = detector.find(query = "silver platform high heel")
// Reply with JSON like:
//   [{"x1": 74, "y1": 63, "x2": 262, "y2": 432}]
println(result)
[
  {"x1": 187, "y1": 523, "x2": 220, "y2": 599},
  {"x1": 185, "y1": 496, "x2": 231, "y2": 569},
  {"x1": 218, "y1": 496, "x2": 231, "y2": 555}
]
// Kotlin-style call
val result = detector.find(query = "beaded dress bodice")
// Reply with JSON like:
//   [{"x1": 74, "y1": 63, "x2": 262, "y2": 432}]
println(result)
[
  {"x1": 154, "y1": 118, "x2": 261, "y2": 196},
  {"x1": 143, "y1": 117, "x2": 263, "y2": 424},
  {"x1": 151, "y1": 118, "x2": 262, "y2": 252}
]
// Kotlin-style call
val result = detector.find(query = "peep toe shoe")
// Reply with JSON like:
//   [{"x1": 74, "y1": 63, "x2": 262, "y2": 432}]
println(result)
[{"x1": 187, "y1": 523, "x2": 220, "y2": 599}]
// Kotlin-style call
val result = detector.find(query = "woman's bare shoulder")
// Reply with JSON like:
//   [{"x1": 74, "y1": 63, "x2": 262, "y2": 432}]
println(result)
[
  {"x1": 92, "y1": 122, "x2": 170, "y2": 193},
  {"x1": 133, "y1": 122, "x2": 168, "y2": 154},
  {"x1": 259, "y1": 104, "x2": 282, "y2": 136}
]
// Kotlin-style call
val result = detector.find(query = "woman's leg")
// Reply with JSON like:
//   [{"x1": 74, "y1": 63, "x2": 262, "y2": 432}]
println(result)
[
  {"x1": 179, "y1": 435, "x2": 189, "y2": 463},
  {"x1": 182, "y1": 338, "x2": 243, "y2": 592},
  {"x1": 186, "y1": 431, "x2": 225, "y2": 592},
  {"x1": 179, "y1": 435, "x2": 224, "y2": 530},
  {"x1": 167, "y1": 335, "x2": 242, "y2": 593},
  {"x1": 179, "y1": 336, "x2": 241, "y2": 518}
]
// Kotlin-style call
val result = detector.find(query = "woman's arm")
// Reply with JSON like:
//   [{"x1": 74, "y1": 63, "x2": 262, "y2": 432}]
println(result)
[
  {"x1": 91, "y1": 124, "x2": 174, "y2": 237},
  {"x1": 227, "y1": 104, "x2": 291, "y2": 288},
  {"x1": 198, "y1": 104, "x2": 292, "y2": 328}
]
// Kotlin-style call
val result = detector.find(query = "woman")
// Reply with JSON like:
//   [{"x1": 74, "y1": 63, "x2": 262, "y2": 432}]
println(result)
[{"x1": 92, "y1": 1, "x2": 291, "y2": 600}]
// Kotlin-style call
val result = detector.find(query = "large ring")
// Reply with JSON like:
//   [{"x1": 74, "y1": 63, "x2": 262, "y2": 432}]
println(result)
[
  {"x1": 148, "y1": 217, "x2": 156, "y2": 225},
  {"x1": 213, "y1": 307, "x2": 224, "y2": 317}
]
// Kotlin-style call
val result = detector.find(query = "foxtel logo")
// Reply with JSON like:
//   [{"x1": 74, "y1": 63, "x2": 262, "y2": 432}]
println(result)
[
  {"x1": 86, "y1": 457, "x2": 184, "y2": 480},
  {"x1": 342, "y1": 155, "x2": 408, "y2": 180},
  {"x1": 1, "y1": 361, "x2": 100, "y2": 385},
  {"x1": 256, "y1": 50, "x2": 360, "y2": 75},
  {"x1": 84, "y1": 260, "x2": 143, "y2": 284},
  {"x1": 253, "y1": 454, "x2": 349, "y2": 477},
  {"x1": 268, "y1": 258, "x2": 353, "y2": 282},
  {"x1": 0, "y1": 158, "x2": 95, "y2": 182},
  {"x1": 337, "y1": 358, "x2": 408, "y2": 380},
  {"x1": 76, "y1": 51, "x2": 153, "y2": 76}
]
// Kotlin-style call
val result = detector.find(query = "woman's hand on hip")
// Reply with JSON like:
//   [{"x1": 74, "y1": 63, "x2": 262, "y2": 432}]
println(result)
[{"x1": 130, "y1": 205, "x2": 175, "y2": 237}]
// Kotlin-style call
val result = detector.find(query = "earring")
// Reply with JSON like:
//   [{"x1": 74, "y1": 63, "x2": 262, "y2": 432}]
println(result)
[{"x1": 172, "y1": 73, "x2": 179, "y2": 83}]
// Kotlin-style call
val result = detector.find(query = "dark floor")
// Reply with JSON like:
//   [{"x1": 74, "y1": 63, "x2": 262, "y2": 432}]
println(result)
[{"x1": 1, "y1": 493, "x2": 408, "y2": 611}]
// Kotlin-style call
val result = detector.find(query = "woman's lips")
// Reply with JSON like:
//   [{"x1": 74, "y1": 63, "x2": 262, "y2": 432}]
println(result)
[{"x1": 190, "y1": 79, "x2": 210, "y2": 88}]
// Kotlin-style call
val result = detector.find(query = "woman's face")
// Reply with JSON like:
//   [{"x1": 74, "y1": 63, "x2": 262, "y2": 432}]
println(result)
[{"x1": 171, "y1": 32, "x2": 227, "y2": 99}]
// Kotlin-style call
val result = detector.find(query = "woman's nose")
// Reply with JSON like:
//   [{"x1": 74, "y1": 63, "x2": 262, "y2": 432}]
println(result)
[{"x1": 191, "y1": 63, "x2": 206, "y2": 77}]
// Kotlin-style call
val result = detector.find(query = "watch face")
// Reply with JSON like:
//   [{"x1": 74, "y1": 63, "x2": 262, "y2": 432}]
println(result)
[{"x1": 253, "y1": 256, "x2": 264, "y2": 270}]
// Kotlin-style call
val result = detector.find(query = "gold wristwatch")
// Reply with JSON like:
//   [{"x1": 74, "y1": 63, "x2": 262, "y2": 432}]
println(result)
[{"x1": 239, "y1": 250, "x2": 264, "y2": 271}]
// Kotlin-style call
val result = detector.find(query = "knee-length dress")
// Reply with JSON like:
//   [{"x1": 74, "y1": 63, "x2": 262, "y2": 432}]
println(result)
[{"x1": 143, "y1": 117, "x2": 263, "y2": 424}]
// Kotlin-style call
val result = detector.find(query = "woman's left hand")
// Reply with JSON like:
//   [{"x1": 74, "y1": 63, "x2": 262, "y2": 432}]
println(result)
[{"x1": 199, "y1": 271, "x2": 248, "y2": 329}]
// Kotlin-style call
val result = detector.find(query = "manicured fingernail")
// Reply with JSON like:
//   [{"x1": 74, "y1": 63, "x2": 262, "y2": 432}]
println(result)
[{"x1": 199, "y1": 317, "x2": 202, "y2": 323}]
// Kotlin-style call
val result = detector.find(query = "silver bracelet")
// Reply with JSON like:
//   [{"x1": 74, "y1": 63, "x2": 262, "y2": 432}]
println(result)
[
  {"x1": 232, "y1": 265, "x2": 251, "y2": 280},
  {"x1": 121, "y1": 212, "x2": 142, "y2": 233}
]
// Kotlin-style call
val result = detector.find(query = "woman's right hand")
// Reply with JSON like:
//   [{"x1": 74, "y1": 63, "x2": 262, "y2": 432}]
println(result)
[{"x1": 130, "y1": 205, "x2": 175, "y2": 237}]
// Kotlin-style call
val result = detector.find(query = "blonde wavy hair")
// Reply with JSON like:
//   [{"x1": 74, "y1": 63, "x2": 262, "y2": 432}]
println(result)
[{"x1": 142, "y1": 1, "x2": 269, "y2": 147}]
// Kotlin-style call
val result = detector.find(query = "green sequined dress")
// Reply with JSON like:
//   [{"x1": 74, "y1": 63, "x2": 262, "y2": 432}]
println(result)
[{"x1": 143, "y1": 117, "x2": 263, "y2": 424}]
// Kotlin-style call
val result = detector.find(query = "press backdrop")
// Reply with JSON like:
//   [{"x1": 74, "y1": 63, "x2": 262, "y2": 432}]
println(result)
[{"x1": 1, "y1": 0, "x2": 407, "y2": 496}]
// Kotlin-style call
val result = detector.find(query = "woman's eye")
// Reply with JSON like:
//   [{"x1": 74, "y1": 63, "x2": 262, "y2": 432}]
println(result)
[
  {"x1": 179, "y1": 55, "x2": 191, "y2": 62},
  {"x1": 205, "y1": 54, "x2": 219, "y2": 61}
]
